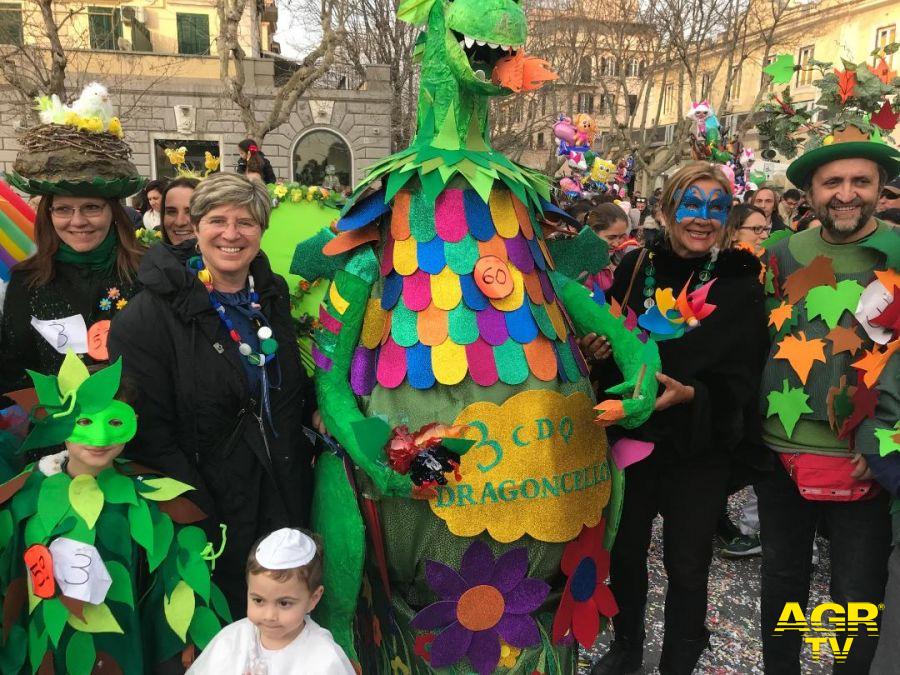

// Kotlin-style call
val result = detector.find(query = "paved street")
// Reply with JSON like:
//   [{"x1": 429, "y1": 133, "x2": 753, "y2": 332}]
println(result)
[{"x1": 579, "y1": 488, "x2": 835, "y2": 674}]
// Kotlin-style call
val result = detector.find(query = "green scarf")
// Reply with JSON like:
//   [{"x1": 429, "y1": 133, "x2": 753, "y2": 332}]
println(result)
[{"x1": 54, "y1": 227, "x2": 118, "y2": 273}]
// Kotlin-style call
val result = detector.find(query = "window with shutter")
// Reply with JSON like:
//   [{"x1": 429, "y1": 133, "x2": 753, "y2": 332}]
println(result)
[
  {"x1": 89, "y1": 6, "x2": 121, "y2": 50},
  {"x1": 0, "y1": 3, "x2": 22, "y2": 45},
  {"x1": 177, "y1": 13, "x2": 210, "y2": 55}
]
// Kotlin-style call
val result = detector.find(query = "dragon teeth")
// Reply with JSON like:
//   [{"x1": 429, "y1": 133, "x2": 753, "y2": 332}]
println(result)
[
  {"x1": 459, "y1": 40, "x2": 466, "y2": 48},
  {"x1": 501, "y1": 44, "x2": 510, "y2": 51},
  {"x1": 476, "y1": 39, "x2": 486, "y2": 46},
  {"x1": 474, "y1": 69, "x2": 486, "y2": 81},
  {"x1": 488, "y1": 42, "x2": 499, "y2": 49},
  {"x1": 464, "y1": 35, "x2": 475, "y2": 48}
]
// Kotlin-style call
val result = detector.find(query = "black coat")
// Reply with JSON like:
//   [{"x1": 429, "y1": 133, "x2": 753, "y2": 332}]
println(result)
[
  {"x1": 1, "y1": 263, "x2": 139, "y2": 393},
  {"x1": 601, "y1": 239, "x2": 770, "y2": 476},
  {"x1": 107, "y1": 242, "x2": 315, "y2": 616},
  {"x1": 236, "y1": 153, "x2": 277, "y2": 184}
]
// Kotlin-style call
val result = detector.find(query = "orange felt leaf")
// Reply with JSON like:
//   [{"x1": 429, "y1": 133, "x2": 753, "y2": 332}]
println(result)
[
  {"x1": 832, "y1": 125, "x2": 870, "y2": 143},
  {"x1": 782, "y1": 255, "x2": 836, "y2": 304},
  {"x1": 491, "y1": 52, "x2": 558, "y2": 93},
  {"x1": 322, "y1": 224, "x2": 379, "y2": 255},
  {"x1": 826, "y1": 325, "x2": 864, "y2": 356},
  {"x1": 768, "y1": 301, "x2": 794, "y2": 331},
  {"x1": 835, "y1": 69, "x2": 857, "y2": 104},
  {"x1": 593, "y1": 399, "x2": 625, "y2": 426},
  {"x1": 851, "y1": 340, "x2": 900, "y2": 389},
  {"x1": 869, "y1": 58, "x2": 897, "y2": 85},
  {"x1": 874, "y1": 269, "x2": 900, "y2": 291},
  {"x1": 774, "y1": 331, "x2": 827, "y2": 384}
]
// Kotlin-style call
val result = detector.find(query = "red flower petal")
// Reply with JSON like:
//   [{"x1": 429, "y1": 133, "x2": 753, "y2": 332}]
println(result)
[
  {"x1": 572, "y1": 599, "x2": 601, "y2": 648},
  {"x1": 552, "y1": 582, "x2": 575, "y2": 643}
]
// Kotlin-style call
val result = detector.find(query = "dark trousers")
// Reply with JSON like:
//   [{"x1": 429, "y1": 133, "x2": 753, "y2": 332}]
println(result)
[
  {"x1": 757, "y1": 460, "x2": 891, "y2": 675},
  {"x1": 609, "y1": 447, "x2": 730, "y2": 646}
]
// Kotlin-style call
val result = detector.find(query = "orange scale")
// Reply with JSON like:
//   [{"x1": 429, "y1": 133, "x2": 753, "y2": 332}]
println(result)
[
  {"x1": 391, "y1": 191, "x2": 412, "y2": 241},
  {"x1": 418, "y1": 304, "x2": 449, "y2": 346},
  {"x1": 546, "y1": 301, "x2": 568, "y2": 339},
  {"x1": 512, "y1": 194, "x2": 535, "y2": 240},
  {"x1": 523, "y1": 334, "x2": 558, "y2": 382},
  {"x1": 522, "y1": 271, "x2": 545, "y2": 304},
  {"x1": 477, "y1": 235, "x2": 508, "y2": 262},
  {"x1": 538, "y1": 237, "x2": 555, "y2": 270},
  {"x1": 380, "y1": 310, "x2": 393, "y2": 346}
]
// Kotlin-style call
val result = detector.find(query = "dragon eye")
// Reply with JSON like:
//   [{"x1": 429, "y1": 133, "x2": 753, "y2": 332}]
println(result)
[
  {"x1": 76, "y1": 418, "x2": 93, "y2": 426},
  {"x1": 108, "y1": 419, "x2": 123, "y2": 427}
]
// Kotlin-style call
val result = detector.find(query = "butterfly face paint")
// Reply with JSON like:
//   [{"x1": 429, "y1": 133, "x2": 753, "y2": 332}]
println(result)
[
  {"x1": 67, "y1": 400, "x2": 137, "y2": 447},
  {"x1": 675, "y1": 185, "x2": 731, "y2": 226}
]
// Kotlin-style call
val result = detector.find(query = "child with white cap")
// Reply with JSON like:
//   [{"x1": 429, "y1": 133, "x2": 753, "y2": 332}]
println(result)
[{"x1": 188, "y1": 528, "x2": 356, "y2": 674}]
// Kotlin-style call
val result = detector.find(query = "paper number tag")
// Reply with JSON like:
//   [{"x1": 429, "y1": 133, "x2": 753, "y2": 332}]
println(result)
[
  {"x1": 474, "y1": 255, "x2": 515, "y2": 299},
  {"x1": 855, "y1": 279, "x2": 894, "y2": 345},
  {"x1": 30, "y1": 314, "x2": 89, "y2": 355},
  {"x1": 48, "y1": 538, "x2": 112, "y2": 605},
  {"x1": 24, "y1": 544, "x2": 56, "y2": 599}
]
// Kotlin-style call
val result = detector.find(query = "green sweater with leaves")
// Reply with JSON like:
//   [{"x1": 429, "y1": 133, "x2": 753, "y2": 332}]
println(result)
[{"x1": 0, "y1": 454, "x2": 231, "y2": 674}]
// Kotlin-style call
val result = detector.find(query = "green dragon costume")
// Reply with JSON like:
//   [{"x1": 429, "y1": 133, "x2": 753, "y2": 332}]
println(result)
[
  {"x1": 0, "y1": 354, "x2": 231, "y2": 673},
  {"x1": 292, "y1": 0, "x2": 661, "y2": 672}
]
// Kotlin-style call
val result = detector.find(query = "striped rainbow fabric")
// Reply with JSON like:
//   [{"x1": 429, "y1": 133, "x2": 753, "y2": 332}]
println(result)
[{"x1": 0, "y1": 180, "x2": 35, "y2": 281}]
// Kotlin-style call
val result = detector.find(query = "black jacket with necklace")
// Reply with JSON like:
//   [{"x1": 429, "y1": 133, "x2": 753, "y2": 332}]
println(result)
[
  {"x1": 107, "y1": 241, "x2": 316, "y2": 616},
  {"x1": 601, "y1": 238, "x2": 769, "y2": 473}
]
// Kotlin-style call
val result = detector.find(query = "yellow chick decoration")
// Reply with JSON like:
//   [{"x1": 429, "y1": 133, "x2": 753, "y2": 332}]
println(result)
[
  {"x1": 165, "y1": 146, "x2": 188, "y2": 166},
  {"x1": 77, "y1": 116, "x2": 104, "y2": 134},
  {"x1": 107, "y1": 117, "x2": 123, "y2": 138},
  {"x1": 204, "y1": 151, "x2": 220, "y2": 172}
]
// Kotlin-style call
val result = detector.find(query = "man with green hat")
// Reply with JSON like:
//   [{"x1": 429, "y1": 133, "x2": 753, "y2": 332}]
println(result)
[{"x1": 754, "y1": 51, "x2": 900, "y2": 674}]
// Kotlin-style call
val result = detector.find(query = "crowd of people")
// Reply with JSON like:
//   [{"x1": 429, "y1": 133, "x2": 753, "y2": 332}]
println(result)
[{"x1": 0, "y1": 14, "x2": 898, "y2": 674}]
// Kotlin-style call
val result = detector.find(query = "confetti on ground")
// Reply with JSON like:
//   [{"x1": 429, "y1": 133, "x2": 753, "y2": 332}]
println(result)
[{"x1": 579, "y1": 487, "x2": 834, "y2": 674}]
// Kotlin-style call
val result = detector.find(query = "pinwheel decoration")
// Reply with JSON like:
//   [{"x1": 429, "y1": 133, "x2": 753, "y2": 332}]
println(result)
[{"x1": 638, "y1": 278, "x2": 717, "y2": 340}]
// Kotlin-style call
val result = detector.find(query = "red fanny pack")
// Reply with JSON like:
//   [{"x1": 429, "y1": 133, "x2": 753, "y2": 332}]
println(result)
[{"x1": 779, "y1": 453, "x2": 880, "y2": 502}]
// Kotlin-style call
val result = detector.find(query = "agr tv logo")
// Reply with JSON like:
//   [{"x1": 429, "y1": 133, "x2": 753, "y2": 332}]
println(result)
[{"x1": 774, "y1": 602, "x2": 881, "y2": 661}]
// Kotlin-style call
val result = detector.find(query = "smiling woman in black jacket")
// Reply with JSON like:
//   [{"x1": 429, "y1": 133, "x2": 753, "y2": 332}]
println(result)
[{"x1": 108, "y1": 173, "x2": 316, "y2": 616}]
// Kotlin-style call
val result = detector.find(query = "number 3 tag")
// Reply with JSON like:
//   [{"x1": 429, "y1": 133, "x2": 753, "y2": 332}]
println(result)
[
  {"x1": 24, "y1": 544, "x2": 56, "y2": 599},
  {"x1": 474, "y1": 255, "x2": 515, "y2": 299},
  {"x1": 48, "y1": 538, "x2": 113, "y2": 605}
]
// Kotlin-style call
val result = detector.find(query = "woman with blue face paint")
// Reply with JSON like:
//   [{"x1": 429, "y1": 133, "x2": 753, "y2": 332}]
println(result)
[{"x1": 592, "y1": 163, "x2": 770, "y2": 675}]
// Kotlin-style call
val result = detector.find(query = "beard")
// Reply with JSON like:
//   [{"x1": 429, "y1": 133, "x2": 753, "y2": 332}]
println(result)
[{"x1": 813, "y1": 197, "x2": 877, "y2": 239}]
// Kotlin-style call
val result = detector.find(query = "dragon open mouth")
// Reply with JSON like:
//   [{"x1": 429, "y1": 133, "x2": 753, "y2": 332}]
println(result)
[{"x1": 450, "y1": 29, "x2": 522, "y2": 81}]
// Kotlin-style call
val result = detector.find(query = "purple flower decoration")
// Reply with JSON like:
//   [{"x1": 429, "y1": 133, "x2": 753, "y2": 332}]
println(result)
[{"x1": 410, "y1": 540, "x2": 549, "y2": 674}]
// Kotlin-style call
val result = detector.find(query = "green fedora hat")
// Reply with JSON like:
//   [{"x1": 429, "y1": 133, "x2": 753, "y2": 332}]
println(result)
[{"x1": 787, "y1": 127, "x2": 900, "y2": 188}]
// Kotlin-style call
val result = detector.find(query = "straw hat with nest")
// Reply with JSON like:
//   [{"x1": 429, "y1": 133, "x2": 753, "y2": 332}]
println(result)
[{"x1": 5, "y1": 82, "x2": 145, "y2": 198}]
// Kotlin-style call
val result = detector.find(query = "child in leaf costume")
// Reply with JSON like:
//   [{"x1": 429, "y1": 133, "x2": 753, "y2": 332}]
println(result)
[{"x1": 0, "y1": 352, "x2": 231, "y2": 674}]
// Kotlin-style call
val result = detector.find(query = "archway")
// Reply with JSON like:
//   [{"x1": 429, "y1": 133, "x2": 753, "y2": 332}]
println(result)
[{"x1": 291, "y1": 128, "x2": 353, "y2": 190}]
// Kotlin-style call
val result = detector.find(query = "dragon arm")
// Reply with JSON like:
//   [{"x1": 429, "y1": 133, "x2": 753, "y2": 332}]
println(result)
[{"x1": 551, "y1": 270, "x2": 660, "y2": 429}]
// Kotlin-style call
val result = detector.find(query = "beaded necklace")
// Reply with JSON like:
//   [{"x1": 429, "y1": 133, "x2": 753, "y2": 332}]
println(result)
[
  {"x1": 187, "y1": 256, "x2": 278, "y2": 367},
  {"x1": 641, "y1": 248, "x2": 717, "y2": 309}
]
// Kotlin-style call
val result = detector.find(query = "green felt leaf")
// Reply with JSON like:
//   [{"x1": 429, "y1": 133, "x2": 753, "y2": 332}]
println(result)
[
  {"x1": 445, "y1": 235, "x2": 479, "y2": 275},
  {"x1": 65, "y1": 632, "x2": 96, "y2": 675},
  {"x1": 62, "y1": 512, "x2": 96, "y2": 544},
  {"x1": 42, "y1": 597, "x2": 69, "y2": 647},
  {"x1": 832, "y1": 387, "x2": 855, "y2": 429},
  {"x1": 433, "y1": 105, "x2": 460, "y2": 151},
  {"x1": 138, "y1": 477, "x2": 194, "y2": 502},
  {"x1": 763, "y1": 54, "x2": 797, "y2": 84},
  {"x1": 188, "y1": 605, "x2": 221, "y2": 650},
  {"x1": 441, "y1": 437, "x2": 477, "y2": 455},
  {"x1": 350, "y1": 416, "x2": 393, "y2": 464},
  {"x1": 493, "y1": 339, "x2": 529, "y2": 385},
  {"x1": 391, "y1": 298, "x2": 419, "y2": 347},
  {"x1": 766, "y1": 379, "x2": 814, "y2": 438},
  {"x1": 0, "y1": 624, "x2": 27, "y2": 673},
  {"x1": 37, "y1": 472, "x2": 71, "y2": 534},
  {"x1": 66, "y1": 602, "x2": 123, "y2": 634},
  {"x1": 465, "y1": 114, "x2": 490, "y2": 153},
  {"x1": 177, "y1": 550, "x2": 211, "y2": 603},
  {"x1": 210, "y1": 582, "x2": 233, "y2": 623},
  {"x1": 467, "y1": 166, "x2": 497, "y2": 204},
  {"x1": 805, "y1": 279, "x2": 865, "y2": 329},
  {"x1": 876, "y1": 425, "x2": 900, "y2": 457},
  {"x1": 24, "y1": 511, "x2": 48, "y2": 546},
  {"x1": 176, "y1": 525, "x2": 209, "y2": 554},
  {"x1": 859, "y1": 228, "x2": 900, "y2": 268},
  {"x1": 75, "y1": 358, "x2": 121, "y2": 413},
  {"x1": 420, "y1": 168, "x2": 445, "y2": 202},
  {"x1": 69, "y1": 474, "x2": 104, "y2": 529},
  {"x1": 105, "y1": 560, "x2": 134, "y2": 608},
  {"x1": 97, "y1": 470, "x2": 137, "y2": 505},
  {"x1": 0, "y1": 509, "x2": 12, "y2": 549},
  {"x1": 448, "y1": 304, "x2": 479, "y2": 344},
  {"x1": 27, "y1": 621, "x2": 47, "y2": 673},
  {"x1": 20, "y1": 412, "x2": 75, "y2": 453},
  {"x1": 96, "y1": 510, "x2": 129, "y2": 559},
  {"x1": 57, "y1": 351, "x2": 90, "y2": 398},
  {"x1": 27, "y1": 372, "x2": 61, "y2": 407},
  {"x1": 385, "y1": 168, "x2": 415, "y2": 203},
  {"x1": 147, "y1": 507, "x2": 174, "y2": 572},
  {"x1": 397, "y1": 0, "x2": 435, "y2": 25},
  {"x1": 164, "y1": 580, "x2": 195, "y2": 642},
  {"x1": 11, "y1": 472, "x2": 42, "y2": 523},
  {"x1": 128, "y1": 499, "x2": 155, "y2": 556}
]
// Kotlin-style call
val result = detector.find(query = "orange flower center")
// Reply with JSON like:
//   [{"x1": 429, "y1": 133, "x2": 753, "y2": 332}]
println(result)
[{"x1": 456, "y1": 585, "x2": 505, "y2": 631}]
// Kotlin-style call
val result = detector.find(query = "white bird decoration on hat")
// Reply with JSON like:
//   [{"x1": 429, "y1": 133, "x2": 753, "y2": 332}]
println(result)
[{"x1": 72, "y1": 82, "x2": 115, "y2": 124}]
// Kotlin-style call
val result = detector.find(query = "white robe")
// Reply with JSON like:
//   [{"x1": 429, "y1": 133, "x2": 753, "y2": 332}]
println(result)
[{"x1": 187, "y1": 617, "x2": 356, "y2": 675}]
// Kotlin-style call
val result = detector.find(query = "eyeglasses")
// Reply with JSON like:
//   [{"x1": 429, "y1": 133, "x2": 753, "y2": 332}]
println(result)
[
  {"x1": 740, "y1": 226, "x2": 772, "y2": 235},
  {"x1": 49, "y1": 203, "x2": 108, "y2": 220}
]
